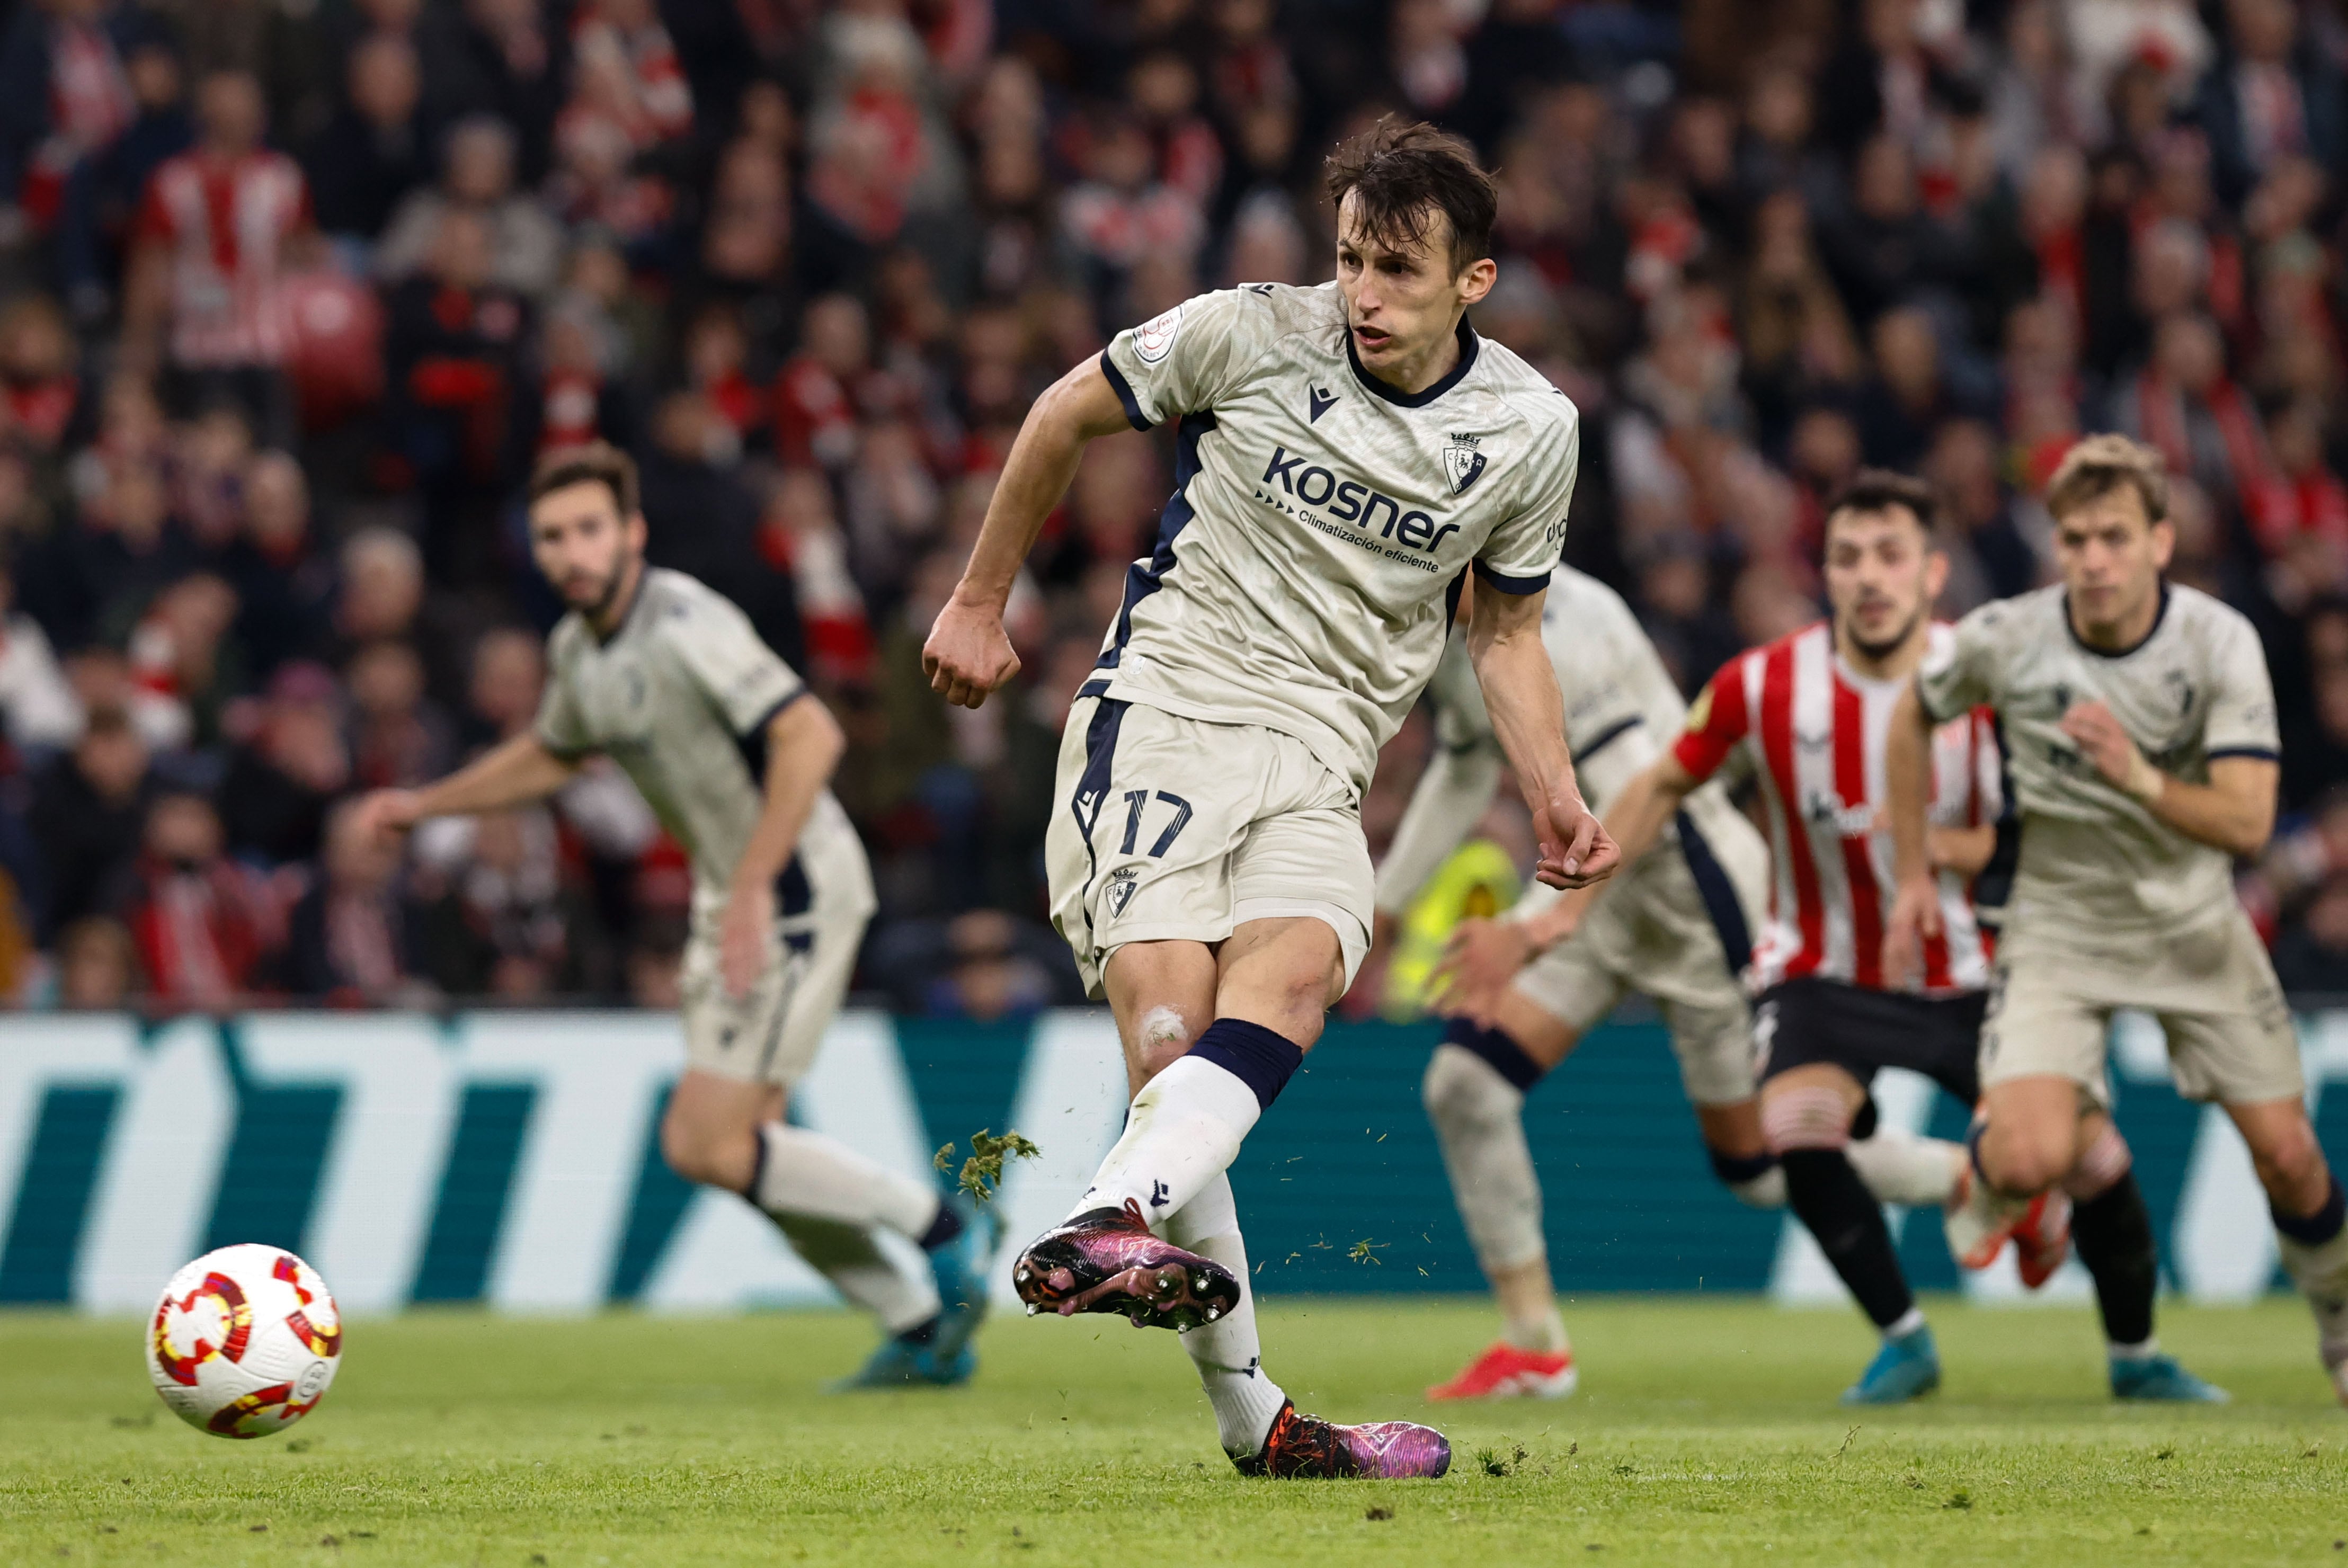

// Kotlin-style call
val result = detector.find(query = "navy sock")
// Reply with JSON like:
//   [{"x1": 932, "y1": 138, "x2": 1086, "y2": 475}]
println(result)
[
  {"x1": 1708, "y1": 1146, "x2": 1779, "y2": 1188},
  {"x1": 918, "y1": 1199, "x2": 964, "y2": 1252},
  {"x1": 2274, "y1": 1172, "x2": 2347, "y2": 1246},
  {"x1": 894, "y1": 1314, "x2": 940, "y2": 1346},
  {"x1": 1442, "y1": 1016, "x2": 1547, "y2": 1094},
  {"x1": 1187, "y1": 1018, "x2": 1305, "y2": 1111}
]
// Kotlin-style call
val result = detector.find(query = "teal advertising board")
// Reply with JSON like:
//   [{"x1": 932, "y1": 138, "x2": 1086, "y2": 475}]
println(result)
[{"x1": 2, "y1": 1009, "x2": 2343, "y2": 1313}]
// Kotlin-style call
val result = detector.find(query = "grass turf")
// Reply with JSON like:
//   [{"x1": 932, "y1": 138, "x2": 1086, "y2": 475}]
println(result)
[{"x1": 3, "y1": 1296, "x2": 2343, "y2": 1566}]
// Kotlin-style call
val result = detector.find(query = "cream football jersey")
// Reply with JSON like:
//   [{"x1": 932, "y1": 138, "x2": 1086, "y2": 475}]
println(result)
[
  {"x1": 1917, "y1": 582, "x2": 2279, "y2": 948},
  {"x1": 1089, "y1": 281, "x2": 1580, "y2": 796},
  {"x1": 533, "y1": 567, "x2": 874, "y2": 924}
]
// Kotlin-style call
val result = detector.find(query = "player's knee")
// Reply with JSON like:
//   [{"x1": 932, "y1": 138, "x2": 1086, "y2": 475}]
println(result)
[
  {"x1": 660, "y1": 1112, "x2": 742, "y2": 1191},
  {"x1": 1422, "y1": 1041, "x2": 1521, "y2": 1133},
  {"x1": 1978, "y1": 1125, "x2": 2069, "y2": 1197},
  {"x1": 1132, "y1": 1003, "x2": 1198, "y2": 1084}
]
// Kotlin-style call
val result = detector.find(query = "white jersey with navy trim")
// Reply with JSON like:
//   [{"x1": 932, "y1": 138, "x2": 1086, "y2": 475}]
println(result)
[
  {"x1": 1917, "y1": 581, "x2": 2278, "y2": 950},
  {"x1": 1091, "y1": 281, "x2": 1581, "y2": 796},
  {"x1": 533, "y1": 566, "x2": 875, "y2": 926}
]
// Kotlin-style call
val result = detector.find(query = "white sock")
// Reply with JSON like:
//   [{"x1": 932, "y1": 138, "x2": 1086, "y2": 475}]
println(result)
[
  {"x1": 755, "y1": 1122, "x2": 941, "y2": 1240},
  {"x1": 1884, "y1": 1306, "x2": 1926, "y2": 1341},
  {"x1": 1846, "y1": 1129, "x2": 1963, "y2": 1208},
  {"x1": 2278, "y1": 1225, "x2": 2348, "y2": 1365},
  {"x1": 1503, "y1": 1299, "x2": 1569, "y2": 1355},
  {"x1": 1421, "y1": 1044, "x2": 1547, "y2": 1275},
  {"x1": 770, "y1": 1213, "x2": 940, "y2": 1334},
  {"x1": 2107, "y1": 1336, "x2": 2160, "y2": 1363},
  {"x1": 1070, "y1": 1055, "x2": 1259, "y2": 1224},
  {"x1": 1728, "y1": 1168, "x2": 1787, "y2": 1208},
  {"x1": 1162, "y1": 1173, "x2": 1287, "y2": 1456}
]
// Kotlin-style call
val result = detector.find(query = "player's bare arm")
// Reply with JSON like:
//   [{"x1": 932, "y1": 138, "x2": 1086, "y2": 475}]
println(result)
[
  {"x1": 924, "y1": 361, "x2": 1133, "y2": 709},
  {"x1": 1882, "y1": 680, "x2": 1940, "y2": 983},
  {"x1": 349, "y1": 732, "x2": 580, "y2": 845},
  {"x1": 1432, "y1": 746, "x2": 1687, "y2": 1016},
  {"x1": 2057, "y1": 700, "x2": 2278, "y2": 858},
  {"x1": 1464, "y1": 583, "x2": 1618, "y2": 888},
  {"x1": 717, "y1": 696, "x2": 848, "y2": 999}
]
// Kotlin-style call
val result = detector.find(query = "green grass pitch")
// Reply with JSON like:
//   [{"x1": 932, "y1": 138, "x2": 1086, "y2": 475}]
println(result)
[{"x1": 4, "y1": 1297, "x2": 2344, "y2": 1566}]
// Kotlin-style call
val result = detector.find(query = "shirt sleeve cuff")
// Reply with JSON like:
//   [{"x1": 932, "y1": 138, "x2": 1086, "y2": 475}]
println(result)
[
  {"x1": 2204, "y1": 745, "x2": 2280, "y2": 763},
  {"x1": 1098, "y1": 351, "x2": 1154, "y2": 432},
  {"x1": 736, "y1": 685, "x2": 807, "y2": 737},
  {"x1": 1472, "y1": 560, "x2": 1549, "y2": 595}
]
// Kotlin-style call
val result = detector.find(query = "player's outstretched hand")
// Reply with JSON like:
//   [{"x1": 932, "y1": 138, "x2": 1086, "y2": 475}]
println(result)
[
  {"x1": 923, "y1": 593, "x2": 1021, "y2": 709},
  {"x1": 1533, "y1": 792, "x2": 1621, "y2": 890},
  {"x1": 348, "y1": 788, "x2": 423, "y2": 848},
  {"x1": 1883, "y1": 873, "x2": 1942, "y2": 989},
  {"x1": 1431, "y1": 916, "x2": 1536, "y2": 1026}
]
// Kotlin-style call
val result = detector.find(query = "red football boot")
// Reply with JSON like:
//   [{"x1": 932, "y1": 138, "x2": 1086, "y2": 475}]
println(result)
[{"x1": 1426, "y1": 1341, "x2": 1579, "y2": 1401}]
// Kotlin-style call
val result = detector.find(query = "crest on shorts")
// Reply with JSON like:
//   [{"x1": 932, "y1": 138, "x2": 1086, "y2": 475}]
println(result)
[
  {"x1": 1443, "y1": 433, "x2": 1488, "y2": 495},
  {"x1": 1106, "y1": 867, "x2": 1141, "y2": 919}
]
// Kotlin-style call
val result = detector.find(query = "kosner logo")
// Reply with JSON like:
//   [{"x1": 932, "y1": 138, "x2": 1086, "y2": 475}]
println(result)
[{"x1": 1260, "y1": 447, "x2": 1461, "y2": 554}]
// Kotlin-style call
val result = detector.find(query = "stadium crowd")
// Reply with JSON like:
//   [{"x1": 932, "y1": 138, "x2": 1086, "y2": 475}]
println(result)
[{"x1": 0, "y1": 0, "x2": 2342, "y2": 1013}]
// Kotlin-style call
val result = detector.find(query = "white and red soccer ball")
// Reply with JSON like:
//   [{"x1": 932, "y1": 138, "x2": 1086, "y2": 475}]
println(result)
[{"x1": 146, "y1": 1244, "x2": 343, "y2": 1439}]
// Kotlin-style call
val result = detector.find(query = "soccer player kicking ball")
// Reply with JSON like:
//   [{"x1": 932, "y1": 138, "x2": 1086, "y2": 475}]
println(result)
[
  {"x1": 922, "y1": 121, "x2": 1617, "y2": 1478},
  {"x1": 1377, "y1": 567, "x2": 1968, "y2": 1402},
  {"x1": 352, "y1": 444, "x2": 995, "y2": 1388},
  {"x1": 1889, "y1": 434, "x2": 2335, "y2": 1405}
]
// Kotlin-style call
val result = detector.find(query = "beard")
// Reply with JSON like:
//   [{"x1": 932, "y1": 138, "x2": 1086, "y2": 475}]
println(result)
[
  {"x1": 565, "y1": 548, "x2": 637, "y2": 619},
  {"x1": 1845, "y1": 602, "x2": 1925, "y2": 662}
]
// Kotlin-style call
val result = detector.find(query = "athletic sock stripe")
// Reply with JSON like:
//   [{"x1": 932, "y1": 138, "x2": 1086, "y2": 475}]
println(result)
[{"x1": 1440, "y1": 1018, "x2": 1546, "y2": 1093}]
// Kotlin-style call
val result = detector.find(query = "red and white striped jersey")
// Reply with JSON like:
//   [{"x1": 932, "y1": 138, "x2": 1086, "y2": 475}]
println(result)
[
  {"x1": 1671, "y1": 620, "x2": 2001, "y2": 996},
  {"x1": 136, "y1": 150, "x2": 310, "y2": 369}
]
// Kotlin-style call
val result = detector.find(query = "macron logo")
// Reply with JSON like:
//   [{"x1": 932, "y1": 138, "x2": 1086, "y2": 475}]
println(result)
[{"x1": 1308, "y1": 387, "x2": 1338, "y2": 423}]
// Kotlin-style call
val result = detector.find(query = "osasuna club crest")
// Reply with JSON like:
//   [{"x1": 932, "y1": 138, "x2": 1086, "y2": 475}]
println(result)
[{"x1": 1443, "y1": 432, "x2": 1488, "y2": 495}]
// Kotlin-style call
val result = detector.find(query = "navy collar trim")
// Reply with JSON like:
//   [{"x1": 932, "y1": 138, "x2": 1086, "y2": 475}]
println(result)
[
  {"x1": 1346, "y1": 315, "x2": 1479, "y2": 407},
  {"x1": 2063, "y1": 582, "x2": 2170, "y2": 659}
]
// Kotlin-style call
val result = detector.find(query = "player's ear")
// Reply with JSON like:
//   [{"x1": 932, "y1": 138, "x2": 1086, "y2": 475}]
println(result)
[
  {"x1": 1456, "y1": 255, "x2": 1497, "y2": 308},
  {"x1": 626, "y1": 510, "x2": 650, "y2": 552},
  {"x1": 2147, "y1": 517, "x2": 2175, "y2": 573},
  {"x1": 1923, "y1": 546, "x2": 1950, "y2": 604}
]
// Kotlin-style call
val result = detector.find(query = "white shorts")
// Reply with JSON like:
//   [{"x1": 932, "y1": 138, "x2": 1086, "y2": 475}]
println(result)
[
  {"x1": 1510, "y1": 822, "x2": 1762, "y2": 1106},
  {"x1": 680, "y1": 834, "x2": 874, "y2": 1088},
  {"x1": 1982, "y1": 908, "x2": 2301, "y2": 1107},
  {"x1": 1045, "y1": 696, "x2": 1373, "y2": 999}
]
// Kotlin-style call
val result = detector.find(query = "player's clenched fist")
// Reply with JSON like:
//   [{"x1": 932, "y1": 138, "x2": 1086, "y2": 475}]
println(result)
[
  {"x1": 923, "y1": 594, "x2": 1021, "y2": 709},
  {"x1": 348, "y1": 788, "x2": 424, "y2": 847}
]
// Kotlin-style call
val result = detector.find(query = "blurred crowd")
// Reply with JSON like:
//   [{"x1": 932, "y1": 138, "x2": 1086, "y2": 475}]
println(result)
[{"x1": 1, "y1": 0, "x2": 2346, "y2": 1014}]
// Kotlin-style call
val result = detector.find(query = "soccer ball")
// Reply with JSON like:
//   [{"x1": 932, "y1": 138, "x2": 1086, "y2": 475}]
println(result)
[{"x1": 145, "y1": 1244, "x2": 343, "y2": 1439}]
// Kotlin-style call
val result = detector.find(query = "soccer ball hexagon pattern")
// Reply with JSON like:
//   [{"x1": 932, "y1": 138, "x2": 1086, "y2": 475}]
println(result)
[{"x1": 145, "y1": 1244, "x2": 343, "y2": 1439}]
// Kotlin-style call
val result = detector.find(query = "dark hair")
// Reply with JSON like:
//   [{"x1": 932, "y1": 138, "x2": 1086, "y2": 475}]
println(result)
[
  {"x1": 1322, "y1": 117, "x2": 1498, "y2": 274},
  {"x1": 1824, "y1": 468, "x2": 1938, "y2": 538},
  {"x1": 530, "y1": 441, "x2": 639, "y2": 518},
  {"x1": 2044, "y1": 433, "x2": 2170, "y2": 527}
]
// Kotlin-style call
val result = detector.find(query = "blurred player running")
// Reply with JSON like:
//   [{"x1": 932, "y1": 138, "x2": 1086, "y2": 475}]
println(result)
[
  {"x1": 1374, "y1": 565, "x2": 1968, "y2": 1401},
  {"x1": 1564, "y1": 472, "x2": 2093, "y2": 1404},
  {"x1": 922, "y1": 121, "x2": 1616, "y2": 1477},
  {"x1": 1889, "y1": 435, "x2": 2325, "y2": 1403},
  {"x1": 351, "y1": 444, "x2": 995, "y2": 1388}
]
